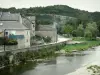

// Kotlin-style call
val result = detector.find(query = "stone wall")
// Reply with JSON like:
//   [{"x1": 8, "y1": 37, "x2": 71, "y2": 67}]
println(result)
[
  {"x1": 0, "y1": 45, "x2": 25, "y2": 52},
  {"x1": 36, "y1": 31, "x2": 57, "y2": 42},
  {"x1": 36, "y1": 25, "x2": 58, "y2": 42}
]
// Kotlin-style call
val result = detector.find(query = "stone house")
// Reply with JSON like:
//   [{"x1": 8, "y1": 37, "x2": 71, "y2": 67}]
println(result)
[
  {"x1": 0, "y1": 12, "x2": 30, "y2": 48},
  {"x1": 36, "y1": 23, "x2": 58, "y2": 42}
]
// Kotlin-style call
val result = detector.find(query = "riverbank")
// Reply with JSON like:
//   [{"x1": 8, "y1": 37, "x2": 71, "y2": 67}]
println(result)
[
  {"x1": 67, "y1": 59, "x2": 100, "y2": 75},
  {"x1": 63, "y1": 40, "x2": 100, "y2": 53},
  {"x1": 1, "y1": 45, "x2": 100, "y2": 75},
  {"x1": 66, "y1": 46, "x2": 100, "y2": 75},
  {"x1": 0, "y1": 43, "x2": 65, "y2": 70}
]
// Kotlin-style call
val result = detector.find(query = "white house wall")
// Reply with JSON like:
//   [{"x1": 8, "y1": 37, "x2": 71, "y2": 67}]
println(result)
[{"x1": 5, "y1": 30, "x2": 30, "y2": 48}]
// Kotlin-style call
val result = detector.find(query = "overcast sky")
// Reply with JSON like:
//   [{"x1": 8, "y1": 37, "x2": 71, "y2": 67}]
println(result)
[{"x1": 0, "y1": 0, "x2": 100, "y2": 12}]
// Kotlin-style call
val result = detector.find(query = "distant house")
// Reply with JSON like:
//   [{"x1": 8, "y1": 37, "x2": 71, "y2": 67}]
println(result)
[
  {"x1": 36, "y1": 22, "x2": 58, "y2": 42},
  {"x1": 0, "y1": 12, "x2": 30, "y2": 48},
  {"x1": 22, "y1": 16, "x2": 35, "y2": 36}
]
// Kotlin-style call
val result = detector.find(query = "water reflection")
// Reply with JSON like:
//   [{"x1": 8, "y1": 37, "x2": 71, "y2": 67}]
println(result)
[{"x1": 0, "y1": 46, "x2": 100, "y2": 75}]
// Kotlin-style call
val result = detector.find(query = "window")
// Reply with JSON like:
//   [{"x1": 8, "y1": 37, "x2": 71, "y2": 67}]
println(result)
[{"x1": 5, "y1": 32, "x2": 8, "y2": 35}]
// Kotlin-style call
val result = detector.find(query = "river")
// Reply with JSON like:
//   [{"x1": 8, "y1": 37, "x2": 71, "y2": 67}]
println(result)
[{"x1": 0, "y1": 46, "x2": 100, "y2": 75}]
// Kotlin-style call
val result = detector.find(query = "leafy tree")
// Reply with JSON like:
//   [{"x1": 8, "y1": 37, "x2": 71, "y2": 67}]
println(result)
[
  {"x1": 76, "y1": 24, "x2": 84, "y2": 37},
  {"x1": 63, "y1": 24, "x2": 73, "y2": 37},
  {"x1": 84, "y1": 30, "x2": 92, "y2": 40},
  {"x1": 72, "y1": 30, "x2": 77, "y2": 37},
  {"x1": 96, "y1": 20, "x2": 100, "y2": 36},
  {"x1": 84, "y1": 22, "x2": 98, "y2": 40}
]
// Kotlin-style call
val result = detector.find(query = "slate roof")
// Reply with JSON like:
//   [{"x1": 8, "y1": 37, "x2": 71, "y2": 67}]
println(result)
[
  {"x1": 0, "y1": 21, "x2": 28, "y2": 30},
  {"x1": 22, "y1": 16, "x2": 35, "y2": 29},
  {"x1": 0, "y1": 12, "x2": 29, "y2": 30},
  {"x1": 0, "y1": 12, "x2": 20, "y2": 21}
]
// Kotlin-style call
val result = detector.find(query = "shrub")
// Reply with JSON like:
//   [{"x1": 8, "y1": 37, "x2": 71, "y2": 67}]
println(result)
[
  {"x1": 43, "y1": 36, "x2": 51, "y2": 43},
  {"x1": 5, "y1": 39, "x2": 18, "y2": 45},
  {"x1": 0, "y1": 37, "x2": 18, "y2": 45}
]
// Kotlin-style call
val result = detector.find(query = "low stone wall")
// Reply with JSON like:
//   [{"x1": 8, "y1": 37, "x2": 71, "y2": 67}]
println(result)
[
  {"x1": 0, "y1": 41, "x2": 66, "y2": 55},
  {"x1": 0, "y1": 45, "x2": 25, "y2": 52}
]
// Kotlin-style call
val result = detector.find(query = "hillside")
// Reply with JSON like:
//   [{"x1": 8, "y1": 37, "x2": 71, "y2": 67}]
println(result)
[{"x1": 0, "y1": 5, "x2": 100, "y2": 24}]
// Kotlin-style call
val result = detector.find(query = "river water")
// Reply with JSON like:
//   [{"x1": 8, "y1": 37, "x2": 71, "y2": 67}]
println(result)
[{"x1": 0, "y1": 46, "x2": 100, "y2": 75}]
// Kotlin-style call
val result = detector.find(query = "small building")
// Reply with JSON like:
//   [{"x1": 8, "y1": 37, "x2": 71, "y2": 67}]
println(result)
[
  {"x1": 36, "y1": 23, "x2": 58, "y2": 42},
  {"x1": 0, "y1": 12, "x2": 30, "y2": 48}
]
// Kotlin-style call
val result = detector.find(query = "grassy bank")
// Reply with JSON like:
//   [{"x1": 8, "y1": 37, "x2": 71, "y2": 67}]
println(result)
[{"x1": 63, "y1": 38, "x2": 100, "y2": 52}]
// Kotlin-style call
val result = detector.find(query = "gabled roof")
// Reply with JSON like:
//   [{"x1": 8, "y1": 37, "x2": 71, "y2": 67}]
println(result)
[
  {"x1": 0, "y1": 21, "x2": 28, "y2": 30},
  {"x1": 0, "y1": 12, "x2": 20, "y2": 21},
  {"x1": 22, "y1": 16, "x2": 35, "y2": 29}
]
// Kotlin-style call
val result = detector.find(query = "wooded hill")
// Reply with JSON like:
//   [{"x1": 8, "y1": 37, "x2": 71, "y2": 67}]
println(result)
[{"x1": 0, "y1": 5, "x2": 100, "y2": 23}]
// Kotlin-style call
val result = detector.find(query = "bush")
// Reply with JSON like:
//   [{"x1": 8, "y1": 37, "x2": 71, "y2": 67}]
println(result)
[
  {"x1": 5, "y1": 39, "x2": 18, "y2": 45},
  {"x1": 0, "y1": 37, "x2": 4, "y2": 45},
  {"x1": 0, "y1": 37, "x2": 18, "y2": 45},
  {"x1": 43, "y1": 36, "x2": 51, "y2": 43}
]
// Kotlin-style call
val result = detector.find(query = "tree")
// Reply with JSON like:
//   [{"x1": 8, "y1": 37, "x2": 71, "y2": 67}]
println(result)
[
  {"x1": 96, "y1": 21, "x2": 100, "y2": 36},
  {"x1": 76, "y1": 24, "x2": 84, "y2": 37},
  {"x1": 84, "y1": 30, "x2": 92, "y2": 40},
  {"x1": 9, "y1": 7, "x2": 17, "y2": 13},
  {"x1": 84, "y1": 22, "x2": 98, "y2": 40},
  {"x1": 63, "y1": 24, "x2": 73, "y2": 37}
]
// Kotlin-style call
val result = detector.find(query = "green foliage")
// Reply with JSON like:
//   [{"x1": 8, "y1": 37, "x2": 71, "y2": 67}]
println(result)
[
  {"x1": 43, "y1": 36, "x2": 51, "y2": 43},
  {"x1": 0, "y1": 51, "x2": 12, "y2": 66},
  {"x1": 0, "y1": 37, "x2": 4, "y2": 45},
  {"x1": 84, "y1": 30, "x2": 92, "y2": 40},
  {"x1": 0, "y1": 37, "x2": 18, "y2": 45},
  {"x1": 36, "y1": 15, "x2": 53, "y2": 25},
  {"x1": 71, "y1": 22, "x2": 99, "y2": 39},
  {"x1": 63, "y1": 40, "x2": 100, "y2": 52},
  {"x1": 63, "y1": 24, "x2": 73, "y2": 34},
  {"x1": 76, "y1": 24, "x2": 84, "y2": 37},
  {"x1": 85, "y1": 22, "x2": 98, "y2": 40},
  {"x1": 5, "y1": 39, "x2": 18, "y2": 45},
  {"x1": 72, "y1": 37, "x2": 86, "y2": 41},
  {"x1": 0, "y1": 43, "x2": 65, "y2": 67}
]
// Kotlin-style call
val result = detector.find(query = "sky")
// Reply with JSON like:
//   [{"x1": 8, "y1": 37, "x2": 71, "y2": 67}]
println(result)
[{"x1": 0, "y1": 0, "x2": 100, "y2": 12}]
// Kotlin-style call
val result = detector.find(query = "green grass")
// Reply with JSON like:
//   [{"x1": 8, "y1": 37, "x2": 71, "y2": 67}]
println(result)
[
  {"x1": 63, "y1": 40, "x2": 100, "y2": 52},
  {"x1": 72, "y1": 37, "x2": 86, "y2": 41},
  {"x1": 72, "y1": 37, "x2": 100, "y2": 41}
]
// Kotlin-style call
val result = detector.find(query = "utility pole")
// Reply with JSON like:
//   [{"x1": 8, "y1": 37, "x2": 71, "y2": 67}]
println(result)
[
  {"x1": 4, "y1": 29, "x2": 6, "y2": 52},
  {"x1": 53, "y1": 14, "x2": 58, "y2": 51}
]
